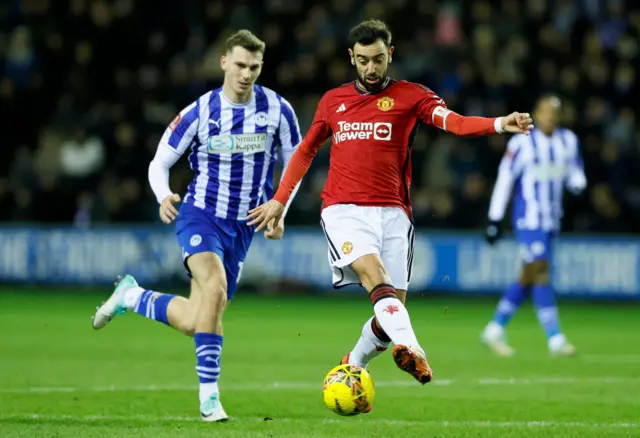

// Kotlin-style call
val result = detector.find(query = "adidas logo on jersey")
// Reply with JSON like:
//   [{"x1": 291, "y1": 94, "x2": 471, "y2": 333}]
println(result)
[{"x1": 336, "y1": 103, "x2": 346, "y2": 113}]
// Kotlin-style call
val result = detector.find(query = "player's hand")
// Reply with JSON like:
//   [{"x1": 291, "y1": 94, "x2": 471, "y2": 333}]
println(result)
[
  {"x1": 501, "y1": 112, "x2": 534, "y2": 135},
  {"x1": 566, "y1": 173, "x2": 587, "y2": 195},
  {"x1": 246, "y1": 200, "x2": 285, "y2": 232},
  {"x1": 264, "y1": 217, "x2": 285, "y2": 240},
  {"x1": 485, "y1": 220, "x2": 503, "y2": 245},
  {"x1": 159, "y1": 193, "x2": 181, "y2": 224}
]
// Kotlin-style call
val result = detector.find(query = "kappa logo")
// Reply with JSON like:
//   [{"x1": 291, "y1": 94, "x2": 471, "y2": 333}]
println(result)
[{"x1": 208, "y1": 133, "x2": 267, "y2": 155}]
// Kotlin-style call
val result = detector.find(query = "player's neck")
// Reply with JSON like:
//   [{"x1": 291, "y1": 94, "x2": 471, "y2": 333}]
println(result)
[
  {"x1": 539, "y1": 127, "x2": 556, "y2": 137},
  {"x1": 355, "y1": 76, "x2": 391, "y2": 94},
  {"x1": 221, "y1": 83, "x2": 253, "y2": 105}
]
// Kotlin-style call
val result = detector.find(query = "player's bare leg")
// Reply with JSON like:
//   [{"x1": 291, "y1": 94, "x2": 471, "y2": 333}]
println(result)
[
  {"x1": 92, "y1": 275, "x2": 201, "y2": 337},
  {"x1": 188, "y1": 252, "x2": 229, "y2": 422},
  {"x1": 166, "y1": 279, "x2": 202, "y2": 336},
  {"x1": 351, "y1": 254, "x2": 432, "y2": 384}
]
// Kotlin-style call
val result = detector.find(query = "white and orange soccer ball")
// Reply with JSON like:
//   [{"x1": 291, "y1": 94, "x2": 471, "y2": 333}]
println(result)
[{"x1": 322, "y1": 364, "x2": 375, "y2": 416}]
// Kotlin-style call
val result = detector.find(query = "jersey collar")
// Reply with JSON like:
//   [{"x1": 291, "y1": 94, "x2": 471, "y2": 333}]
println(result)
[{"x1": 220, "y1": 86, "x2": 256, "y2": 107}]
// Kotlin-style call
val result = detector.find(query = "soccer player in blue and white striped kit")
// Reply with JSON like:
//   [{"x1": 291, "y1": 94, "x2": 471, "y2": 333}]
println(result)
[
  {"x1": 481, "y1": 95, "x2": 587, "y2": 357},
  {"x1": 92, "y1": 30, "x2": 302, "y2": 421}
]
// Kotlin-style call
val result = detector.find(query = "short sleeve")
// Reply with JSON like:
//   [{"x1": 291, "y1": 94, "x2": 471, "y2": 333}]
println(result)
[
  {"x1": 159, "y1": 100, "x2": 200, "y2": 156},
  {"x1": 277, "y1": 97, "x2": 302, "y2": 150}
]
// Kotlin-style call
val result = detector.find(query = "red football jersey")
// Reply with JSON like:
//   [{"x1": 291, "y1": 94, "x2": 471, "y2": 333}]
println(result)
[{"x1": 274, "y1": 79, "x2": 500, "y2": 218}]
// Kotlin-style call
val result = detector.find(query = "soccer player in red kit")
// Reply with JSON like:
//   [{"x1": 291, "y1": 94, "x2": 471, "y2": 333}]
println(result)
[{"x1": 248, "y1": 20, "x2": 533, "y2": 388}]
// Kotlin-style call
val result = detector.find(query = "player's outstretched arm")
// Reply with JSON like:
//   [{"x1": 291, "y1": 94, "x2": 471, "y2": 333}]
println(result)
[
  {"x1": 414, "y1": 84, "x2": 533, "y2": 137},
  {"x1": 434, "y1": 108, "x2": 534, "y2": 137},
  {"x1": 264, "y1": 98, "x2": 304, "y2": 240},
  {"x1": 247, "y1": 96, "x2": 331, "y2": 232},
  {"x1": 246, "y1": 129, "x2": 326, "y2": 232}
]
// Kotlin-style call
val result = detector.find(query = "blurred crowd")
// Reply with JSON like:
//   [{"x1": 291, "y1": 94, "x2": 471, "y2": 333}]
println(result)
[{"x1": 0, "y1": 0, "x2": 639, "y2": 233}]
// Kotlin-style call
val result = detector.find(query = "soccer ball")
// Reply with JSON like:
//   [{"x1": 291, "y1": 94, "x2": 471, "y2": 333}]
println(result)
[{"x1": 322, "y1": 364, "x2": 375, "y2": 416}]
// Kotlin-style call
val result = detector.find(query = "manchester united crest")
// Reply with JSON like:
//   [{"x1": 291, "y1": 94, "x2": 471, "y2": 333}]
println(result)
[
  {"x1": 376, "y1": 96, "x2": 394, "y2": 112},
  {"x1": 341, "y1": 241, "x2": 353, "y2": 255}
]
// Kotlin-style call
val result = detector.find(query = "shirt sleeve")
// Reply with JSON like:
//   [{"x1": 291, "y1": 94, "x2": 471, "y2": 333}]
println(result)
[
  {"x1": 277, "y1": 97, "x2": 302, "y2": 153},
  {"x1": 487, "y1": 136, "x2": 525, "y2": 221},
  {"x1": 563, "y1": 130, "x2": 587, "y2": 194},
  {"x1": 159, "y1": 101, "x2": 200, "y2": 155},
  {"x1": 413, "y1": 83, "x2": 501, "y2": 137},
  {"x1": 277, "y1": 97, "x2": 303, "y2": 216},
  {"x1": 148, "y1": 101, "x2": 200, "y2": 203},
  {"x1": 273, "y1": 93, "x2": 332, "y2": 206},
  {"x1": 148, "y1": 145, "x2": 182, "y2": 204}
]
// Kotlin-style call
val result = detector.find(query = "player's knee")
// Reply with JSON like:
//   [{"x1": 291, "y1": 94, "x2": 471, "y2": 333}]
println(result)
[
  {"x1": 201, "y1": 277, "x2": 228, "y2": 308},
  {"x1": 532, "y1": 260, "x2": 550, "y2": 285},
  {"x1": 188, "y1": 252, "x2": 228, "y2": 309},
  {"x1": 519, "y1": 264, "x2": 535, "y2": 286},
  {"x1": 191, "y1": 273, "x2": 227, "y2": 315},
  {"x1": 182, "y1": 320, "x2": 197, "y2": 337},
  {"x1": 351, "y1": 254, "x2": 391, "y2": 291}
]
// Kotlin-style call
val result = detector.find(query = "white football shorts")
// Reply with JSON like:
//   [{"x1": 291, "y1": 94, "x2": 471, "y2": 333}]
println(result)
[{"x1": 319, "y1": 204, "x2": 415, "y2": 290}]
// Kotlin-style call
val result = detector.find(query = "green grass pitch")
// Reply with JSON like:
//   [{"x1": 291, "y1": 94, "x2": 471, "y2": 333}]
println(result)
[{"x1": 0, "y1": 289, "x2": 638, "y2": 437}]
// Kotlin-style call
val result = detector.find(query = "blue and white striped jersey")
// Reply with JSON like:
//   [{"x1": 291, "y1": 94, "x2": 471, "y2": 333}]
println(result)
[
  {"x1": 159, "y1": 85, "x2": 302, "y2": 221},
  {"x1": 488, "y1": 128, "x2": 587, "y2": 231}
]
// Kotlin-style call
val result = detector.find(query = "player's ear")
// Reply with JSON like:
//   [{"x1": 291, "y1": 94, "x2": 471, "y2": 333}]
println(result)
[
  {"x1": 388, "y1": 46, "x2": 395, "y2": 63},
  {"x1": 220, "y1": 55, "x2": 226, "y2": 70},
  {"x1": 348, "y1": 48, "x2": 355, "y2": 65}
]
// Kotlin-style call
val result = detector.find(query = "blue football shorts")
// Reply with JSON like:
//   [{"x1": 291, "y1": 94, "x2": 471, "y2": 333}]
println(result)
[
  {"x1": 515, "y1": 229, "x2": 556, "y2": 263},
  {"x1": 175, "y1": 203, "x2": 253, "y2": 299}
]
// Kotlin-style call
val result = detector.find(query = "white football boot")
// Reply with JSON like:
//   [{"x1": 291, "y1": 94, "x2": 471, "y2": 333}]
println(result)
[
  {"x1": 548, "y1": 334, "x2": 577, "y2": 356},
  {"x1": 92, "y1": 275, "x2": 138, "y2": 329},
  {"x1": 481, "y1": 322, "x2": 515, "y2": 357},
  {"x1": 200, "y1": 393, "x2": 229, "y2": 422}
]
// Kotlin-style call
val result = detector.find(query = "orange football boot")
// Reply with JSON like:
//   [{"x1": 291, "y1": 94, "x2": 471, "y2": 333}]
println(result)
[{"x1": 392, "y1": 345, "x2": 433, "y2": 384}]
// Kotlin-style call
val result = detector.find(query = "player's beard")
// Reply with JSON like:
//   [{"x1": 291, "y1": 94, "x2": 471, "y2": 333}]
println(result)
[{"x1": 358, "y1": 70, "x2": 388, "y2": 92}]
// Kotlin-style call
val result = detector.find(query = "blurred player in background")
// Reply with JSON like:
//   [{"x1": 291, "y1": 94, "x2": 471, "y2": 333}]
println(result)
[
  {"x1": 482, "y1": 95, "x2": 587, "y2": 357},
  {"x1": 92, "y1": 30, "x2": 302, "y2": 421},
  {"x1": 248, "y1": 19, "x2": 533, "y2": 393}
]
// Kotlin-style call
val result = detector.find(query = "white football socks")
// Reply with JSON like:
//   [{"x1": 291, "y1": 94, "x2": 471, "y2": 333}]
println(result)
[
  {"x1": 199, "y1": 382, "x2": 219, "y2": 404},
  {"x1": 123, "y1": 286, "x2": 145, "y2": 309},
  {"x1": 348, "y1": 316, "x2": 391, "y2": 368},
  {"x1": 373, "y1": 296, "x2": 420, "y2": 349}
]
